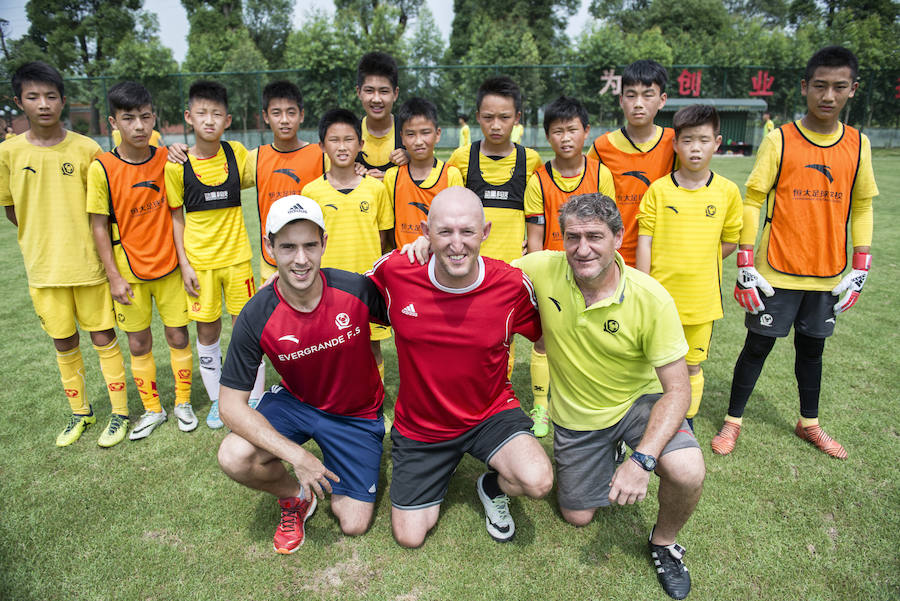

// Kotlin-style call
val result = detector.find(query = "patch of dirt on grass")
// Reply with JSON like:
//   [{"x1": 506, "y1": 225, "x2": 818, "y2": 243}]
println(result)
[
  {"x1": 300, "y1": 548, "x2": 380, "y2": 596},
  {"x1": 143, "y1": 529, "x2": 184, "y2": 548},
  {"x1": 394, "y1": 587, "x2": 425, "y2": 601}
]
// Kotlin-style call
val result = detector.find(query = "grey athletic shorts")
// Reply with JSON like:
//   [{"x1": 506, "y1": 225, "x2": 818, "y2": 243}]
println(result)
[{"x1": 554, "y1": 393, "x2": 699, "y2": 510}]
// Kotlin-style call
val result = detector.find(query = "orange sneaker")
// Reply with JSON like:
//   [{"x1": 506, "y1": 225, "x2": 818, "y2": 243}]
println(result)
[
  {"x1": 273, "y1": 494, "x2": 317, "y2": 554},
  {"x1": 710, "y1": 421, "x2": 741, "y2": 455},
  {"x1": 794, "y1": 421, "x2": 847, "y2": 459}
]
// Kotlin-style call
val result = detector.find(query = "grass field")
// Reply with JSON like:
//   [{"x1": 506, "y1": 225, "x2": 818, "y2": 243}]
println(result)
[{"x1": 0, "y1": 153, "x2": 897, "y2": 601}]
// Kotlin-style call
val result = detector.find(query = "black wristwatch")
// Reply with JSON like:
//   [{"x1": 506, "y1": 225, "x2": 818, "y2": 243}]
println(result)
[{"x1": 630, "y1": 451, "x2": 657, "y2": 471}]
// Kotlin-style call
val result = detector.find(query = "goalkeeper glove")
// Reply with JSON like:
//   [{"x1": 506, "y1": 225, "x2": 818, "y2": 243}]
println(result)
[
  {"x1": 832, "y1": 252, "x2": 871, "y2": 315},
  {"x1": 733, "y1": 249, "x2": 774, "y2": 315}
]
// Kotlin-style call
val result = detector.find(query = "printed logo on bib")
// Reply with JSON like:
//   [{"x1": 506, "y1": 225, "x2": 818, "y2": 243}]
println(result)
[
  {"x1": 623, "y1": 170, "x2": 651, "y2": 186},
  {"x1": 335, "y1": 313, "x2": 351, "y2": 329},
  {"x1": 603, "y1": 319, "x2": 619, "y2": 334},
  {"x1": 274, "y1": 168, "x2": 301, "y2": 183}
]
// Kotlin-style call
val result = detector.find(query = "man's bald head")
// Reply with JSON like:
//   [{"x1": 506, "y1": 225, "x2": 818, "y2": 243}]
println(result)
[
  {"x1": 427, "y1": 186, "x2": 485, "y2": 230},
  {"x1": 421, "y1": 185, "x2": 491, "y2": 288}
]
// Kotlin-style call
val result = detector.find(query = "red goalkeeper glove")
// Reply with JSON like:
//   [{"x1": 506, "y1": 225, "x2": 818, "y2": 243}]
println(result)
[
  {"x1": 733, "y1": 249, "x2": 774, "y2": 315},
  {"x1": 831, "y1": 252, "x2": 871, "y2": 314}
]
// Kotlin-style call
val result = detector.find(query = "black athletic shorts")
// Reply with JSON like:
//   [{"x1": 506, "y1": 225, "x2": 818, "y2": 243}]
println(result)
[
  {"x1": 389, "y1": 408, "x2": 533, "y2": 509},
  {"x1": 746, "y1": 288, "x2": 837, "y2": 338}
]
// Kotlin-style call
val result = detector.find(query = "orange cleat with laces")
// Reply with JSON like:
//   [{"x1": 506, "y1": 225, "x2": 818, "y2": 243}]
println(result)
[{"x1": 794, "y1": 421, "x2": 847, "y2": 459}]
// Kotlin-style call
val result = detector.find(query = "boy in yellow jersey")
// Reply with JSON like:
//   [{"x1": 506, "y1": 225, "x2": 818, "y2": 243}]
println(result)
[
  {"x1": 523, "y1": 96, "x2": 616, "y2": 437},
  {"x1": 246, "y1": 80, "x2": 327, "y2": 283},
  {"x1": 762, "y1": 112, "x2": 775, "y2": 136},
  {"x1": 588, "y1": 60, "x2": 676, "y2": 267},
  {"x1": 303, "y1": 109, "x2": 393, "y2": 376},
  {"x1": 448, "y1": 75, "x2": 542, "y2": 264},
  {"x1": 510, "y1": 122, "x2": 524, "y2": 145},
  {"x1": 164, "y1": 80, "x2": 266, "y2": 429},
  {"x1": 88, "y1": 82, "x2": 195, "y2": 440},
  {"x1": 636, "y1": 105, "x2": 742, "y2": 431},
  {"x1": 457, "y1": 114, "x2": 470, "y2": 149},
  {"x1": 356, "y1": 51, "x2": 408, "y2": 180},
  {"x1": 713, "y1": 46, "x2": 878, "y2": 459},
  {"x1": 112, "y1": 128, "x2": 165, "y2": 148},
  {"x1": 385, "y1": 97, "x2": 463, "y2": 249},
  {"x1": 0, "y1": 62, "x2": 129, "y2": 447}
]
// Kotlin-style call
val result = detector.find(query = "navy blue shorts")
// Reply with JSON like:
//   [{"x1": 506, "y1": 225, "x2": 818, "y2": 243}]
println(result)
[{"x1": 256, "y1": 386, "x2": 385, "y2": 503}]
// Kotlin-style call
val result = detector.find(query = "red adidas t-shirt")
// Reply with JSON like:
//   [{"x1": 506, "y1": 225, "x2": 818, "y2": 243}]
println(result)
[{"x1": 367, "y1": 251, "x2": 541, "y2": 442}]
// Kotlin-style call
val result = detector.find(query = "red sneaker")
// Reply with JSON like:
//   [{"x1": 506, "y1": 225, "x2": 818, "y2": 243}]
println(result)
[
  {"x1": 794, "y1": 421, "x2": 847, "y2": 459},
  {"x1": 273, "y1": 495, "x2": 317, "y2": 554},
  {"x1": 710, "y1": 421, "x2": 741, "y2": 455}
]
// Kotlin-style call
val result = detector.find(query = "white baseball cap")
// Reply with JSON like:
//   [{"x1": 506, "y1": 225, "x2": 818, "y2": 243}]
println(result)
[{"x1": 265, "y1": 195, "x2": 325, "y2": 236}]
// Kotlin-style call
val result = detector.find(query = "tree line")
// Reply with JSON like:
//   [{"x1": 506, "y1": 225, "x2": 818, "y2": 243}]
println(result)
[{"x1": 2, "y1": 0, "x2": 898, "y2": 132}]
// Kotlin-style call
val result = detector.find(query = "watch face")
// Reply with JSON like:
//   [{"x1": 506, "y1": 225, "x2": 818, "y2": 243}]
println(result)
[{"x1": 633, "y1": 452, "x2": 656, "y2": 471}]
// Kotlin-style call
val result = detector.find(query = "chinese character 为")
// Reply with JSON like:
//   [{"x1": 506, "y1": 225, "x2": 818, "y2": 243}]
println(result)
[
  {"x1": 598, "y1": 69, "x2": 622, "y2": 96},
  {"x1": 750, "y1": 70, "x2": 775, "y2": 96},
  {"x1": 677, "y1": 69, "x2": 702, "y2": 97}
]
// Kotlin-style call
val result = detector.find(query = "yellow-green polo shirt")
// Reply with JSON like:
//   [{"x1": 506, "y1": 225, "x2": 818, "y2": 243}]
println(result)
[{"x1": 513, "y1": 251, "x2": 688, "y2": 431}]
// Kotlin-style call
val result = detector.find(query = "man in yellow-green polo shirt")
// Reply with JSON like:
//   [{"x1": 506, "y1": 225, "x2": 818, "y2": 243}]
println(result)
[{"x1": 513, "y1": 193, "x2": 705, "y2": 601}]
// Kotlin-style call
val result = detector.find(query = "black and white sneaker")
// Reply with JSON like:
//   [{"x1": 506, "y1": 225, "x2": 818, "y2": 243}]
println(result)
[
  {"x1": 649, "y1": 530, "x2": 691, "y2": 599},
  {"x1": 476, "y1": 472, "x2": 515, "y2": 542},
  {"x1": 614, "y1": 440, "x2": 627, "y2": 465}
]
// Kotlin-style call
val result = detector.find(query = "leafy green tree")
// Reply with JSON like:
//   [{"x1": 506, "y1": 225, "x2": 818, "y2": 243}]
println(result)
[
  {"x1": 245, "y1": 0, "x2": 293, "y2": 68},
  {"x1": 108, "y1": 12, "x2": 180, "y2": 129},
  {"x1": 17, "y1": 0, "x2": 143, "y2": 132},
  {"x1": 334, "y1": 0, "x2": 424, "y2": 36}
]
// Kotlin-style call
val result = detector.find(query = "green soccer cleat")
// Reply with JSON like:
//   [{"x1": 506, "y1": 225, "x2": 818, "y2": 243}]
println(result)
[
  {"x1": 98, "y1": 414, "x2": 129, "y2": 448},
  {"x1": 530, "y1": 404, "x2": 550, "y2": 438},
  {"x1": 56, "y1": 409, "x2": 96, "y2": 447}
]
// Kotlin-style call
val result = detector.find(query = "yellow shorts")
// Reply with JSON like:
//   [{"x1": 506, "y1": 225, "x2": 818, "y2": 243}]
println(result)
[
  {"x1": 115, "y1": 270, "x2": 190, "y2": 332},
  {"x1": 29, "y1": 283, "x2": 115, "y2": 339},
  {"x1": 188, "y1": 261, "x2": 256, "y2": 322},
  {"x1": 370, "y1": 323, "x2": 392, "y2": 342},
  {"x1": 683, "y1": 321, "x2": 713, "y2": 365},
  {"x1": 260, "y1": 261, "x2": 277, "y2": 286}
]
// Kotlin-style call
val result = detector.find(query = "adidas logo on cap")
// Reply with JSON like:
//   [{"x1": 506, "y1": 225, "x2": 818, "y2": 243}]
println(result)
[{"x1": 288, "y1": 203, "x2": 307, "y2": 214}]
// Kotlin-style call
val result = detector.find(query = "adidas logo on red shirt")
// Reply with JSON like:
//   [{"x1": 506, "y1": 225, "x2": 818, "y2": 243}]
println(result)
[{"x1": 401, "y1": 303, "x2": 418, "y2": 317}]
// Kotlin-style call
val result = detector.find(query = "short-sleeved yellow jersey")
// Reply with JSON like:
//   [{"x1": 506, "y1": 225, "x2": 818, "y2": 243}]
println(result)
[
  {"x1": 513, "y1": 251, "x2": 688, "y2": 431},
  {"x1": 448, "y1": 143, "x2": 541, "y2": 263},
  {"x1": 743, "y1": 121, "x2": 877, "y2": 291},
  {"x1": 164, "y1": 141, "x2": 254, "y2": 271},
  {"x1": 302, "y1": 174, "x2": 393, "y2": 274},
  {"x1": 638, "y1": 172, "x2": 743, "y2": 324},
  {"x1": 0, "y1": 132, "x2": 105, "y2": 287},
  {"x1": 458, "y1": 124, "x2": 470, "y2": 149},
  {"x1": 359, "y1": 116, "x2": 400, "y2": 171}
]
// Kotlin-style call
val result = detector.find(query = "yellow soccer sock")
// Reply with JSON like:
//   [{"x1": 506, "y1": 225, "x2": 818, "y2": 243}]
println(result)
[
  {"x1": 686, "y1": 369, "x2": 704, "y2": 420},
  {"x1": 377, "y1": 360, "x2": 385, "y2": 382},
  {"x1": 724, "y1": 415, "x2": 743, "y2": 426},
  {"x1": 57, "y1": 348, "x2": 89, "y2": 414},
  {"x1": 169, "y1": 345, "x2": 193, "y2": 406},
  {"x1": 131, "y1": 352, "x2": 162, "y2": 413},
  {"x1": 507, "y1": 345, "x2": 516, "y2": 380},
  {"x1": 530, "y1": 349, "x2": 549, "y2": 410},
  {"x1": 95, "y1": 340, "x2": 129, "y2": 416},
  {"x1": 799, "y1": 416, "x2": 819, "y2": 428}
]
